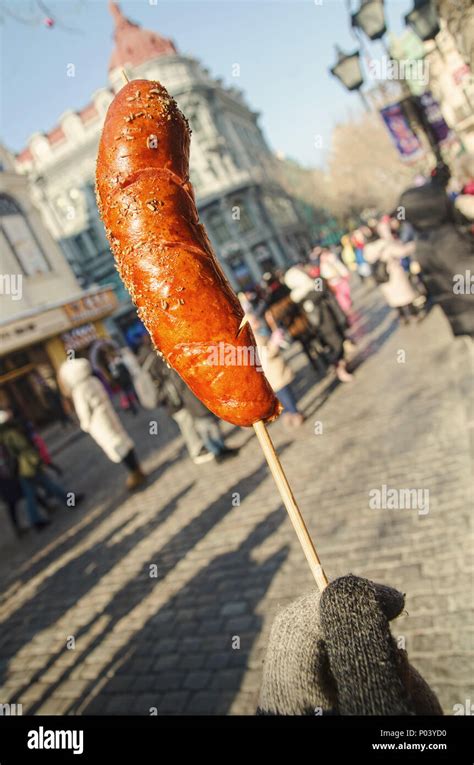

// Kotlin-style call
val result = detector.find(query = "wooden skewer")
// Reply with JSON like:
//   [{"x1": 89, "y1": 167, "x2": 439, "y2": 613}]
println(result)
[
  {"x1": 253, "y1": 420, "x2": 328, "y2": 592},
  {"x1": 121, "y1": 69, "x2": 130, "y2": 84}
]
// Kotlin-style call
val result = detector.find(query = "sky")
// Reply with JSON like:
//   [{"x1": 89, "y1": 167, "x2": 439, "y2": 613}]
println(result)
[{"x1": 0, "y1": 0, "x2": 413, "y2": 168}]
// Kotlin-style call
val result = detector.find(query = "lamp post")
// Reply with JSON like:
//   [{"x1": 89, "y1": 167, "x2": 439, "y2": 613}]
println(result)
[
  {"x1": 351, "y1": 0, "x2": 386, "y2": 41},
  {"x1": 329, "y1": 46, "x2": 369, "y2": 110},
  {"x1": 405, "y1": 0, "x2": 440, "y2": 42},
  {"x1": 349, "y1": 0, "x2": 444, "y2": 162}
]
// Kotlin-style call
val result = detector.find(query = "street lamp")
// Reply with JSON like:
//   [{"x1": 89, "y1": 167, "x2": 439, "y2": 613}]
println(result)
[
  {"x1": 329, "y1": 46, "x2": 364, "y2": 92},
  {"x1": 351, "y1": 0, "x2": 386, "y2": 41},
  {"x1": 404, "y1": 0, "x2": 440, "y2": 42}
]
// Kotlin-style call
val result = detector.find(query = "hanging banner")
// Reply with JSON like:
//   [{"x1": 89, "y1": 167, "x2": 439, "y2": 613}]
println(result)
[
  {"x1": 380, "y1": 102, "x2": 424, "y2": 161},
  {"x1": 415, "y1": 91, "x2": 452, "y2": 144}
]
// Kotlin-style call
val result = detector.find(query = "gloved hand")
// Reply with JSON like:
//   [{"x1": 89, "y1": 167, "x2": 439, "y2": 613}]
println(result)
[{"x1": 258, "y1": 574, "x2": 443, "y2": 716}]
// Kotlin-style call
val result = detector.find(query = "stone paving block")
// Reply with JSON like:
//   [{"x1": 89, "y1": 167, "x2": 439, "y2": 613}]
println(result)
[
  {"x1": 210, "y1": 668, "x2": 244, "y2": 691},
  {"x1": 178, "y1": 653, "x2": 206, "y2": 671},
  {"x1": 155, "y1": 691, "x2": 190, "y2": 715},
  {"x1": 153, "y1": 654, "x2": 180, "y2": 671},
  {"x1": 220, "y1": 601, "x2": 248, "y2": 617},
  {"x1": 183, "y1": 671, "x2": 212, "y2": 691},
  {"x1": 204, "y1": 652, "x2": 231, "y2": 671},
  {"x1": 185, "y1": 691, "x2": 234, "y2": 715}
]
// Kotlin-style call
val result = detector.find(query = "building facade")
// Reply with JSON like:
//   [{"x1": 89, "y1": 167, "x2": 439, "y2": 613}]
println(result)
[
  {"x1": 422, "y1": 20, "x2": 474, "y2": 154},
  {"x1": 15, "y1": 1, "x2": 312, "y2": 337},
  {"x1": 436, "y1": 0, "x2": 473, "y2": 73},
  {"x1": 0, "y1": 144, "x2": 117, "y2": 424},
  {"x1": 388, "y1": 20, "x2": 473, "y2": 157}
]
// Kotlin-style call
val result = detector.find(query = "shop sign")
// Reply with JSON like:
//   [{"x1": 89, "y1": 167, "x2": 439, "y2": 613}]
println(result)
[
  {"x1": 63, "y1": 289, "x2": 117, "y2": 325},
  {"x1": 62, "y1": 323, "x2": 98, "y2": 351},
  {"x1": 0, "y1": 309, "x2": 69, "y2": 355},
  {"x1": 380, "y1": 102, "x2": 424, "y2": 160}
]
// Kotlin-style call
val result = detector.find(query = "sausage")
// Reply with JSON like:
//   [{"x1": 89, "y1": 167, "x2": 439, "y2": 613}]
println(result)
[{"x1": 96, "y1": 79, "x2": 281, "y2": 427}]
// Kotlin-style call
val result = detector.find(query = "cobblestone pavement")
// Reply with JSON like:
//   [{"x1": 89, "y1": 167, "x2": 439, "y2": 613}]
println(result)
[{"x1": 0, "y1": 283, "x2": 472, "y2": 715}]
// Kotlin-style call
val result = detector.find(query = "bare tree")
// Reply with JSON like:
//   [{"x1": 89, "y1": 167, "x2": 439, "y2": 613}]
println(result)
[{"x1": 327, "y1": 113, "x2": 418, "y2": 218}]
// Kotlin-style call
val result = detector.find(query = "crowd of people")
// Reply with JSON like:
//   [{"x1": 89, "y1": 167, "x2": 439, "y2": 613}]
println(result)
[{"x1": 1, "y1": 160, "x2": 472, "y2": 539}]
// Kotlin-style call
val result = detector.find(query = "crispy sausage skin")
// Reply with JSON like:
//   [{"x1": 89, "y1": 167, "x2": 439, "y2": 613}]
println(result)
[{"x1": 96, "y1": 80, "x2": 281, "y2": 426}]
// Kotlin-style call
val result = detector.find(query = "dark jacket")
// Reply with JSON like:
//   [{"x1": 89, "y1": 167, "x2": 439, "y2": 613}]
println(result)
[
  {"x1": 137, "y1": 346, "x2": 210, "y2": 418},
  {"x1": 400, "y1": 183, "x2": 474, "y2": 337},
  {"x1": 0, "y1": 421, "x2": 41, "y2": 479},
  {"x1": 174, "y1": 377, "x2": 210, "y2": 419},
  {"x1": 109, "y1": 360, "x2": 135, "y2": 391},
  {"x1": 137, "y1": 346, "x2": 183, "y2": 415}
]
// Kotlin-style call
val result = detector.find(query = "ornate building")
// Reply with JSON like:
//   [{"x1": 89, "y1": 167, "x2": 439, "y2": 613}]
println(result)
[
  {"x1": 0, "y1": 144, "x2": 117, "y2": 424},
  {"x1": 15, "y1": 1, "x2": 311, "y2": 334}
]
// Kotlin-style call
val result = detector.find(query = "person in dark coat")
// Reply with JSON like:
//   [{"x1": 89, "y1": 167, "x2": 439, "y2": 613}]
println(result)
[
  {"x1": 137, "y1": 337, "x2": 206, "y2": 462},
  {"x1": 0, "y1": 467, "x2": 25, "y2": 537},
  {"x1": 107, "y1": 352, "x2": 140, "y2": 415},
  {"x1": 399, "y1": 182, "x2": 474, "y2": 337},
  {"x1": 137, "y1": 337, "x2": 234, "y2": 464},
  {"x1": 173, "y1": 378, "x2": 240, "y2": 464},
  {"x1": 0, "y1": 409, "x2": 79, "y2": 531}
]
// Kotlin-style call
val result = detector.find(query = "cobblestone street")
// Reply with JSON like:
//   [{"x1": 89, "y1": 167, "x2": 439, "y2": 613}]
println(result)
[{"x1": 0, "y1": 284, "x2": 472, "y2": 716}]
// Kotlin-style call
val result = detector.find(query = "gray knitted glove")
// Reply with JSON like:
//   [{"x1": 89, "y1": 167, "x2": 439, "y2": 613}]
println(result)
[{"x1": 258, "y1": 574, "x2": 443, "y2": 716}]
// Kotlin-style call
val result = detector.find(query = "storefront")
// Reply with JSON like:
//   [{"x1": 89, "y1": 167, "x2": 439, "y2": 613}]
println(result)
[{"x1": 0, "y1": 286, "x2": 117, "y2": 425}]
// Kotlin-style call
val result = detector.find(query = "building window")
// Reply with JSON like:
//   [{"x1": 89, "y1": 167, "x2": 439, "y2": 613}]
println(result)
[
  {"x1": 228, "y1": 255, "x2": 252, "y2": 290},
  {"x1": 73, "y1": 232, "x2": 93, "y2": 259},
  {"x1": 87, "y1": 225, "x2": 106, "y2": 253},
  {"x1": 264, "y1": 194, "x2": 297, "y2": 226},
  {"x1": 207, "y1": 210, "x2": 230, "y2": 245},
  {"x1": 232, "y1": 198, "x2": 254, "y2": 233},
  {"x1": 0, "y1": 194, "x2": 50, "y2": 275},
  {"x1": 73, "y1": 228, "x2": 106, "y2": 258},
  {"x1": 253, "y1": 243, "x2": 276, "y2": 276}
]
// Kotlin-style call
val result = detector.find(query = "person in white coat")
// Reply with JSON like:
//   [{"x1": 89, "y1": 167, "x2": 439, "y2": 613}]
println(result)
[
  {"x1": 364, "y1": 220, "x2": 419, "y2": 323},
  {"x1": 59, "y1": 358, "x2": 145, "y2": 490},
  {"x1": 248, "y1": 313, "x2": 304, "y2": 427}
]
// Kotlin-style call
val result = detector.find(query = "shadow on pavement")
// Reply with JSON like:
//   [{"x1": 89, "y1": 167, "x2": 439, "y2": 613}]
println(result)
[
  {"x1": 0, "y1": 448, "x2": 186, "y2": 595},
  {"x1": 2, "y1": 445, "x2": 291, "y2": 713},
  {"x1": 0, "y1": 481, "x2": 195, "y2": 696},
  {"x1": 76, "y1": 508, "x2": 288, "y2": 715}
]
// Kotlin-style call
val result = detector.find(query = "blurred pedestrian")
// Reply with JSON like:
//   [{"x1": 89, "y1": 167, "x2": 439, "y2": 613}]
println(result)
[
  {"x1": 137, "y1": 335, "x2": 212, "y2": 465},
  {"x1": 33, "y1": 371, "x2": 73, "y2": 428},
  {"x1": 0, "y1": 432, "x2": 26, "y2": 537},
  {"x1": 107, "y1": 351, "x2": 140, "y2": 415},
  {"x1": 284, "y1": 266, "x2": 353, "y2": 382},
  {"x1": 364, "y1": 219, "x2": 419, "y2": 324},
  {"x1": 319, "y1": 248, "x2": 352, "y2": 315},
  {"x1": 0, "y1": 409, "x2": 78, "y2": 530},
  {"x1": 23, "y1": 420, "x2": 63, "y2": 477},
  {"x1": 351, "y1": 229, "x2": 371, "y2": 281},
  {"x1": 59, "y1": 358, "x2": 146, "y2": 490},
  {"x1": 175, "y1": 379, "x2": 240, "y2": 463},
  {"x1": 399, "y1": 183, "x2": 474, "y2": 337},
  {"x1": 264, "y1": 270, "x2": 323, "y2": 372},
  {"x1": 283, "y1": 264, "x2": 317, "y2": 305},
  {"x1": 452, "y1": 153, "x2": 474, "y2": 225},
  {"x1": 340, "y1": 235, "x2": 357, "y2": 273},
  {"x1": 249, "y1": 313, "x2": 304, "y2": 427}
]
